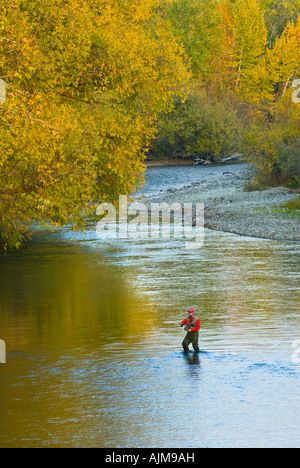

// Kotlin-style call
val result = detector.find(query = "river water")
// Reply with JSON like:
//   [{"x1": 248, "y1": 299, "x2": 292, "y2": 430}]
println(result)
[{"x1": 0, "y1": 164, "x2": 299, "y2": 448}]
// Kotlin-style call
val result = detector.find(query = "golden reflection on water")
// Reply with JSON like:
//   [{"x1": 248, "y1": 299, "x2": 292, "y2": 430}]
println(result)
[{"x1": 0, "y1": 242, "x2": 158, "y2": 353}]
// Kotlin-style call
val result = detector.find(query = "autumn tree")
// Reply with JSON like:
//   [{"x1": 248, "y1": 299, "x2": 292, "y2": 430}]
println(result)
[
  {"x1": 215, "y1": 0, "x2": 268, "y2": 96},
  {"x1": 260, "y1": 0, "x2": 300, "y2": 48},
  {"x1": 245, "y1": 16, "x2": 300, "y2": 185},
  {"x1": 266, "y1": 16, "x2": 300, "y2": 100},
  {"x1": 0, "y1": 0, "x2": 190, "y2": 250},
  {"x1": 160, "y1": 0, "x2": 224, "y2": 82}
]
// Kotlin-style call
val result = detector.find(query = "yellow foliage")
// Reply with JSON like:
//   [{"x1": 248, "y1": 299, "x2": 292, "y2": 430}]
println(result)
[{"x1": 0, "y1": 0, "x2": 190, "y2": 249}]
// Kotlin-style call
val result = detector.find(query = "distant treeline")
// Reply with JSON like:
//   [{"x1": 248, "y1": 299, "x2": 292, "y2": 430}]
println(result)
[{"x1": 151, "y1": 0, "x2": 300, "y2": 190}]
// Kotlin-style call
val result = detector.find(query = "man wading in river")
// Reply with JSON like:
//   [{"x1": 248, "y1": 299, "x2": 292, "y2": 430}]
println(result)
[{"x1": 180, "y1": 308, "x2": 200, "y2": 353}]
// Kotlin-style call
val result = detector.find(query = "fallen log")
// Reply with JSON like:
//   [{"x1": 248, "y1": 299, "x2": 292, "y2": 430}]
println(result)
[{"x1": 222, "y1": 153, "x2": 242, "y2": 162}]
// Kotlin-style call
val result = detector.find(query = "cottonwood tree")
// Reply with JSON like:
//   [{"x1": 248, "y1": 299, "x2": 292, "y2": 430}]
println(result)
[{"x1": 0, "y1": 0, "x2": 190, "y2": 249}]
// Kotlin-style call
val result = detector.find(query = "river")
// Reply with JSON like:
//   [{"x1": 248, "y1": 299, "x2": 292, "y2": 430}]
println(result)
[{"x1": 0, "y1": 164, "x2": 299, "y2": 448}]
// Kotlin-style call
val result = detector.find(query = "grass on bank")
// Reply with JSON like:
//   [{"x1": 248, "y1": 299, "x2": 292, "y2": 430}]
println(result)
[{"x1": 253, "y1": 196, "x2": 300, "y2": 218}]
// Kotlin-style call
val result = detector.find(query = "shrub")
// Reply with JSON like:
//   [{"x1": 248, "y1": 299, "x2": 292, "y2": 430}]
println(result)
[{"x1": 151, "y1": 91, "x2": 244, "y2": 161}]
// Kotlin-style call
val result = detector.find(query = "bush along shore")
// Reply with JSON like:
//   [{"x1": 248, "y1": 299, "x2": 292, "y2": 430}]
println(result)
[{"x1": 147, "y1": 173, "x2": 300, "y2": 242}]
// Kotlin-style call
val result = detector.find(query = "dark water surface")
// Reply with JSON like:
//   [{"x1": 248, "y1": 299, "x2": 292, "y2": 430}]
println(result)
[{"x1": 0, "y1": 165, "x2": 299, "y2": 448}]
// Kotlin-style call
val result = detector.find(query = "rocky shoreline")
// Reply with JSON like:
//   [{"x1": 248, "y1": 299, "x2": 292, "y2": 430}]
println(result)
[{"x1": 147, "y1": 173, "x2": 300, "y2": 242}]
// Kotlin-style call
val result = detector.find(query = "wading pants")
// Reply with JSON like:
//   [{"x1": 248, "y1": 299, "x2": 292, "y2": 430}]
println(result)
[{"x1": 182, "y1": 331, "x2": 200, "y2": 353}]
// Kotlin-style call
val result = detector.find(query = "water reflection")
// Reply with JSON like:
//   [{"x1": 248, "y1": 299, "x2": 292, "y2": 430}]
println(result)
[
  {"x1": 183, "y1": 352, "x2": 202, "y2": 380},
  {"x1": 0, "y1": 240, "x2": 159, "y2": 357},
  {"x1": 0, "y1": 164, "x2": 299, "y2": 448}
]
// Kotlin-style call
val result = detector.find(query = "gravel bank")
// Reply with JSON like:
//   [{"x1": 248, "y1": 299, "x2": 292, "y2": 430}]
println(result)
[{"x1": 147, "y1": 173, "x2": 299, "y2": 242}]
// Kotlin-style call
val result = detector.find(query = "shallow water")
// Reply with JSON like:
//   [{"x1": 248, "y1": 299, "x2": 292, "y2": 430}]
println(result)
[{"x1": 0, "y1": 165, "x2": 299, "y2": 448}]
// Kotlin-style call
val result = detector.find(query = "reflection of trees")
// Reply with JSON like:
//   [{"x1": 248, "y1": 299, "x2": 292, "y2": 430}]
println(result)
[{"x1": 0, "y1": 241, "x2": 157, "y2": 354}]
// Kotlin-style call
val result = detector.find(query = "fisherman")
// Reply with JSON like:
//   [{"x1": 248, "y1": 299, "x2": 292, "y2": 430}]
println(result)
[{"x1": 180, "y1": 308, "x2": 200, "y2": 353}]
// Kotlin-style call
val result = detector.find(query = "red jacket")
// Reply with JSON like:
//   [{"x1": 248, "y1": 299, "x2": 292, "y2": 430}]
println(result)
[{"x1": 181, "y1": 317, "x2": 200, "y2": 332}]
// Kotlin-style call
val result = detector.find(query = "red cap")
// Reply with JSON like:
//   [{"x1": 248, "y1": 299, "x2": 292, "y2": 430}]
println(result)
[{"x1": 188, "y1": 308, "x2": 195, "y2": 313}]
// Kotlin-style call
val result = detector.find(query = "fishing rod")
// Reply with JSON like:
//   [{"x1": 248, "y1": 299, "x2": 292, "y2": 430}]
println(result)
[{"x1": 163, "y1": 320, "x2": 184, "y2": 326}]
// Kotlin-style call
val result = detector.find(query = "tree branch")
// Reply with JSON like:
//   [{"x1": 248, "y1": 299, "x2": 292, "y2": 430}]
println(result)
[
  {"x1": 0, "y1": 37, "x2": 21, "y2": 46},
  {"x1": 282, "y1": 67, "x2": 300, "y2": 98},
  {"x1": 0, "y1": 105, "x2": 60, "y2": 131}
]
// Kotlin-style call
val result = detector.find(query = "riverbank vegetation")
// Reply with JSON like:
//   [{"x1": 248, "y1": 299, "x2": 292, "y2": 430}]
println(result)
[
  {"x1": 151, "y1": 0, "x2": 300, "y2": 188},
  {"x1": 0, "y1": 0, "x2": 189, "y2": 249},
  {"x1": 0, "y1": 0, "x2": 299, "y2": 249}
]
